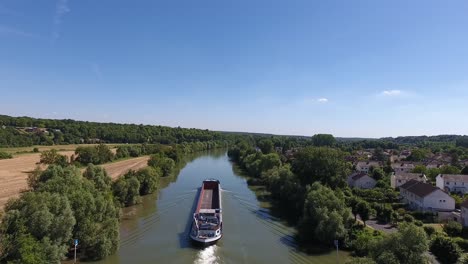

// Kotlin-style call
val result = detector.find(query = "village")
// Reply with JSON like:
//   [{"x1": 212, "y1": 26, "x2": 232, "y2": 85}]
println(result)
[{"x1": 346, "y1": 148, "x2": 468, "y2": 228}]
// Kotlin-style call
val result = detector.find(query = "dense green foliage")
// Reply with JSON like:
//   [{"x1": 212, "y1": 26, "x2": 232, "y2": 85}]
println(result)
[
  {"x1": 312, "y1": 134, "x2": 336, "y2": 147},
  {"x1": 75, "y1": 144, "x2": 114, "y2": 165},
  {"x1": 39, "y1": 149, "x2": 69, "y2": 167},
  {"x1": 298, "y1": 182, "x2": 351, "y2": 244},
  {"x1": 430, "y1": 235, "x2": 462, "y2": 264},
  {"x1": 444, "y1": 221, "x2": 463, "y2": 237},
  {"x1": 0, "y1": 115, "x2": 225, "y2": 147},
  {"x1": 369, "y1": 223, "x2": 429, "y2": 264},
  {"x1": 291, "y1": 146, "x2": 350, "y2": 187},
  {"x1": 0, "y1": 165, "x2": 119, "y2": 263}
]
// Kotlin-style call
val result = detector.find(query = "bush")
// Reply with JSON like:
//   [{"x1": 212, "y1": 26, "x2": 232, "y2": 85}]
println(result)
[
  {"x1": 410, "y1": 211, "x2": 436, "y2": 223},
  {"x1": 403, "y1": 214, "x2": 414, "y2": 223},
  {"x1": 414, "y1": 220, "x2": 423, "y2": 227},
  {"x1": 424, "y1": 226, "x2": 436, "y2": 237},
  {"x1": 430, "y1": 235, "x2": 462, "y2": 264},
  {"x1": 33, "y1": 147, "x2": 39, "y2": 153},
  {"x1": 444, "y1": 221, "x2": 463, "y2": 237},
  {"x1": 453, "y1": 237, "x2": 468, "y2": 252},
  {"x1": 0, "y1": 151, "x2": 13, "y2": 159}
]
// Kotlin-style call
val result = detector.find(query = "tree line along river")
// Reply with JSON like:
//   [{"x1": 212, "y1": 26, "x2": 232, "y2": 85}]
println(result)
[{"x1": 91, "y1": 150, "x2": 349, "y2": 264}]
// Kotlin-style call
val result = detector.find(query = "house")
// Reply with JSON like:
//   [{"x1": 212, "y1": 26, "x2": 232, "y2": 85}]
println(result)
[
  {"x1": 436, "y1": 174, "x2": 468, "y2": 194},
  {"x1": 399, "y1": 179, "x2": 455, "y2": 212},
  {"x1": 391, "y1": 172, "x2": 427, "y2": 189},
  {"x1": 391, "y1": 162, "x2": 415, "y2": 173},
  {"x1": 347, "y1": 172, "x2": 376, "y2": 189},
  {"x1": 355, "y1": 161, "x2": 381, "y2": 173},
  {"x1": 461, "y1": 200, "x2": 468, "y2": 226}
]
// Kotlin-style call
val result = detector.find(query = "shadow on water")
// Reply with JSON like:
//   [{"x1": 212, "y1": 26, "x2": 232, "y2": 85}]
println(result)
[{"x1": 178, "y1": 187, "x2": 201, "y2": 249}]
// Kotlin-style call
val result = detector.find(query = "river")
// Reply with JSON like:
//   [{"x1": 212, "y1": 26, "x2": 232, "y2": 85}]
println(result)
[{"x1": 92, "y1": 150, "x2": 348, "y2": 264}]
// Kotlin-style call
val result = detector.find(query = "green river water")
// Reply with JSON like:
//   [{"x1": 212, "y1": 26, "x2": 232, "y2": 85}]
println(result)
[{"x1": 92, "y1": 150, "x2": 348, "y2": 264}]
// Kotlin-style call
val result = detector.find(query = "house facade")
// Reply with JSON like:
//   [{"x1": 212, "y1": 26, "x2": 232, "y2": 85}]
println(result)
[
  {"x1": 390, "y1": 172, "x2": 427, "y2": 189},
  {"x1": 355, "y1": 161, "x2": 381, "y2": 174},
  {"x1": 436, "y1": 174, "x2": 468, "y2": 194},
  {"x1": 399, "y1": 180, "x2": 455, "y2": 212},
  {"x1": 391, "y1": 162, "x2": 416, "y2": 173},
  {"x1": 347, "y1": 172, "x2": 376, "y2": 189}
]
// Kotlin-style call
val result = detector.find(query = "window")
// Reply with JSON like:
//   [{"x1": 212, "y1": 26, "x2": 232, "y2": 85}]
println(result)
[
  {"x1": 398, "y1": 180, "x2": 401, "y2": 183},
  {"x1": 447, "y1": 182, "x2": 450, "y2": 185}
]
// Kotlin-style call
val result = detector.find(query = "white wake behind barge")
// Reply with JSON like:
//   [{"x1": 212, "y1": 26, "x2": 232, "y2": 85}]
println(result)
[{"x1": 190, "y1": 179, "x2": 222, "y2": 244}]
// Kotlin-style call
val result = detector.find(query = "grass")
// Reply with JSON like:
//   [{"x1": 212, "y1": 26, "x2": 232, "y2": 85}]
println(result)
[{"x1": 424, "y1": 223, "x2": 444, "y2": 232}]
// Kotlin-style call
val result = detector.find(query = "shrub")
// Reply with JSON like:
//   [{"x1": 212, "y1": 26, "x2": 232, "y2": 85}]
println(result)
[
  {"x1": 0, "y1": 151, "x2": 13, "y2": 159},
  {"x1": 430, "y1": 235, "x2": 461, "y2": 264},
  {"x1": 414, "y1": 220, "x2": 423, "y2": 227},
  {"x1": 403, "y1": 214, "x2": 414, "y2": 223},
  {"x1": 453, "y1": 237, "x2": 468, "y2": 252},
  {"x1": 424, "y1": 226, "x2": 436, "y2": 237},
  {"x1": 33, "y1": 147, "x2": 39, "y2": 153},
  {"x1": 444, "y1": 221, "x2": 463, "y2": 237}
]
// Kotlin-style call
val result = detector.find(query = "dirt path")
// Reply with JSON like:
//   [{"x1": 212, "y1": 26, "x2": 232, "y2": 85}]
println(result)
[{"x1": 0, "y1": 153, "x2": 149, "y2": 209}]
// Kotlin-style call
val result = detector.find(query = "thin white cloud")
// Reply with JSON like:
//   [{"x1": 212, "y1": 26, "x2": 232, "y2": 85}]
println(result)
[
  {"x1": 0, "y1": 25, "x2": 36, "y2": 38},
  {"x1": 317, "y1": 98, "x2": 328, "y2": 103},
  {"x1": 90, "y1": 63, "x2": 102, "y2": 79},
  {"x1": 52, "y1": 0, "x2": 70, "y2": 42},
  {"x1": 381, "y1": 90, "x2": 402, "y2": 96}
]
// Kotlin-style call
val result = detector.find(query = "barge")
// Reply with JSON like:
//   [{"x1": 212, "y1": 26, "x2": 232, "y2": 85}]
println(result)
[{"x1": 190, "y1": 179, "x2": 222, "y2": 244}]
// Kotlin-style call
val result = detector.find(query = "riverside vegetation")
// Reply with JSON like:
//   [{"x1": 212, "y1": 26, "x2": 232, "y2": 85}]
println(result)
[
  {"x1": 3, "y1": 115, "x2": 468, "y2": 263},
  {"x1": 227, "y1": 136, "x2": 468, "y2": 264},
  {"x1": 0, "y1": 141, "x2": 227, "y2": 263}
]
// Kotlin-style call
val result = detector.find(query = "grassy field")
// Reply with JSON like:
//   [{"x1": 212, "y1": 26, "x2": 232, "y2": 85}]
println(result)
[{"x1": 0, "y1": 144, "x2": 121, "y2": 155}]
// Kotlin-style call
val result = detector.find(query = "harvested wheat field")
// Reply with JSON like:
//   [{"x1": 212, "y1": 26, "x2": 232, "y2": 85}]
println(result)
[
  {"x1": 0, "y1": 152, "x2": 149, "y2": 209},
  {"x1": 0, "y1": 151, "x2": 75, "y2": 208},
  {"x1": 99, "y1": 156, "x2": 150, "y2": 180}
]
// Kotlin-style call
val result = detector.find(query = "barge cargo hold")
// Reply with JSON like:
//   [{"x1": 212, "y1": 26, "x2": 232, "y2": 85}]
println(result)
[{"x1": 190, "y1": 179, "x2": 222, "y2": 244}]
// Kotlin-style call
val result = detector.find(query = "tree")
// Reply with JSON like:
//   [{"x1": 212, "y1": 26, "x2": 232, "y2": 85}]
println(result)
[
  {"x1": 298, "y1": 182, "x2": 350, "y2": 244},
  {"x1": 292, "y1": 147, "x2": 349, "y2": 187},
  {"x1": 440, "y1": 165, "x2": 461, "y2": 175},
  {"x1": 412, "y1": 165, "x2": 427, "y2": 174},
  {"x1": 136, "y1": 167, "x2": 161, "y2": 195},
  {"x1": 444, "y1": 221, "x2": 462, "y2": 237},
  {"x1": 372, "y1": 168, "x2": 385, "y2": 181},
  {"x1": 39, "y1": 149, "x2": 68, "y2": 166},
  {"x1": 83, "y1": 164, "x2": 112, "y2": 192},
  {"x1": 373, "y1": 147, "x2": 385, "y2": 162},
  {"x1": 311, "y1": 134, "x2": 336, "y2": 147},
  {"x1": 0, "y1": 192, "x2": 76, "y2": 263},
  {"x1": 348, "y1": 196, "x2": 361, "y2": 221},
  {"x1": 148, "y1": 154, "x2": 176, "y2": 177},
  {"x1": 257, "y1": 139, "x2": 274, "y2": 154},
  {"x1": 357, "y1": 201, "x2": 371, "y2": 225},
  {"x1": 370, "y1": 223, "x2": 429, "y2": 264},
  {"x1": 430, "y1": 235, "x2": 461, "y2": 264},
  {"x1": 406, "y1": 149, "x2": 428, "y2": 162}
]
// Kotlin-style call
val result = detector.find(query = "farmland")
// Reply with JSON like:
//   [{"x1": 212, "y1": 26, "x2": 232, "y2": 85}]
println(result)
[{"x1": 0, "y1": 147, "x2": 148, "y2": 209}]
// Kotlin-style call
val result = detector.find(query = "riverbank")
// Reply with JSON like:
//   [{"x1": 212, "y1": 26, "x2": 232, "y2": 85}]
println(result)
[{"x1": 90, "y1": 150, "x2": 349, "y2": 264}]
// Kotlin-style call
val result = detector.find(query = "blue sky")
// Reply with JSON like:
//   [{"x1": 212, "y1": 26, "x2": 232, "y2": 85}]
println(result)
[{"x1": 1, "y1": 0, "x2": 468, "y2": 137}]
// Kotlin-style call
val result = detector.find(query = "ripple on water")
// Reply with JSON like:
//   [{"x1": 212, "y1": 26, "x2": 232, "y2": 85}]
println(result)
[{"x1": 194, "y1": 245, "x2": 219, "y2": 264}]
